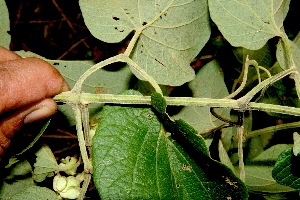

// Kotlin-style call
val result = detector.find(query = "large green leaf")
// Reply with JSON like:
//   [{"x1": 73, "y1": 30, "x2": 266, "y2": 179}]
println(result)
[
  {"x1": 208, "y1": 0, "x2": 290, "y2": 50},
  {"x1": 92, "y1": 92, "x2": 247, "y2": 199},
  {"x1": 79, "y1": 0, "x2": 210, "y2": 86},
  {"x1": 0, "y1": 0, "x2": 10, "y2": 48}
]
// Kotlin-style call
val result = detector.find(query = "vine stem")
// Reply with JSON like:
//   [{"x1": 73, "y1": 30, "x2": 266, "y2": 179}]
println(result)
[
  {"x1": 71, "y1": 104, "x2": 93, "y2": 173},
  {"x1": 54, "y1": 93, "x2": 300, "y2": 117},
  {"x1": 281, "y1": 33, "x2": 300, "y2": 99},
  {"x1": 72, "y1": 54, "x2": 162, "y2": 95},
  {"x1": 247, "y1": 121, "x2": 300, "y2": 138},
  {"x1": 238, "y1": 126, "x2": 245, "y2": 182}
]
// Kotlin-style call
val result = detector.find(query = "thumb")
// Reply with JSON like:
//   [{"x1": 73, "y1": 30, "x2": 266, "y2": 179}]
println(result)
[
  {"x1": 0, "y1": 57, "x2": 70, "y2": 113},
  {"x1": 0, "y1": 99, "x2": 57, "y2": 156}
]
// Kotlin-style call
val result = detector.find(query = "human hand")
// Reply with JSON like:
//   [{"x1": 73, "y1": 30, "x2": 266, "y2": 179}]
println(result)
[{"x1": 0, "y1": 47, "x2": 70, "y2": 156}]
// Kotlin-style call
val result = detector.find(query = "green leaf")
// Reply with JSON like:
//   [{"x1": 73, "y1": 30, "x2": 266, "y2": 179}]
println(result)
[
  {"x1": 233, "y1": 44, "x2": 274, "y2": 67},
  {"x1": 33, "y1": 145, "x2": 59, "y2": 182},
  {"x1": 173, "y1": 60, "x2": 232, "y2": 149},
  {"x1": 5, "y1": 160, "x2": 32, "y2": 180},
  {"x1": 272, "y1": 148, "x2": 300, "y2": 189},
  {"x1": 9, "y1": 186, "x2": 59, "y2": 200},
  {"x1": 0, "y1": 178, "x2": 58, "y2": 200},
  {"x1": 0, "y1": 178, "x2": 34, "y2": 198},
  {"x1": 0, "y1": 0, "x2": 10, "y2": 48},
  {"x1": 244, "y1": 144, "x2": 295, "y2": 193},
  {"x1": 244, "y1": 166, "x2": 295, "y2": 193},
  {"x1": 93, "y1": 97, "x2": 247, "y2": 199},
  {"x1": 208, "y1": 0, "x2": 290, "y2": 50},
  {"x1": 79, "y1": 0, "x2": 211, "y2": 86}
]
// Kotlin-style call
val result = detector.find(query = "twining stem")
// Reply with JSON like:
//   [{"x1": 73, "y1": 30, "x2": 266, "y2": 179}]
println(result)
[
  {"x1": 78, "y1": 173, "x2": 91, "y2": 200},
  {"x1": 72, "y1": 54, "x2": 162, "y2": 95},
  {"x1": 71, "y1": 104, "x2": 93, "y2": 173},
  {"x1": 281, "y1": 33, "x2": 300, "y2": 99},
  {"x1": 54, "y1": 92, "x2": 300, "y2": 117},
  {"x1": 237, "y1": 67, "x2": 295, "y2": 107},
  {"x1": 238, "y1": 125, "x2": 245, "y2": 182},
  {"x1": 248, "y1": 121, "x2": 300, "y2": 138}
]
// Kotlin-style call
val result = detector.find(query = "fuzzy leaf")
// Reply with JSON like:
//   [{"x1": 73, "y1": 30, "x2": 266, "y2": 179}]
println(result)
[
  {"x1": 0, "y1": 178, "x2": 59, "y2": 200},
  {"x1": 33, "y1": 145, "x2": 59, "y2": 182},
  {"x1": 0, "y1": 0, "x2": 10, "y2": 48},
  {"x1": 79, "y1": 0, "x2": 210, "y2": 86},
  {"x1": 209, "y1": 0, "x2": 290, "y2": 50},
  {"x1": 272, "y1": 148, "x2": 300, "y2": 189},
  {"x1": 5, "y1": 160, "x2": 32, "y2": 180},
  {"x1": 10, "y1": 186, "x2": 59, "y2": 200},
  {"x1": 93, "y1": 93, "x2": 247, "y2": 199}
]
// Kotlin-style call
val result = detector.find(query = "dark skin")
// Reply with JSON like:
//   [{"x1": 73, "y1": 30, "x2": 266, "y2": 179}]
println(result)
[{"x1": 0, "y1": 46, "x2": 70, "y2": 156}]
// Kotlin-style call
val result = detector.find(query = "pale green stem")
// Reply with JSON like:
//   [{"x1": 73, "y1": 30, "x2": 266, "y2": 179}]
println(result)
[
  {"x1": 281, "y1": 33, "x2": 300, "y2": 99},
  {"x1": 54, "y1": 92, "x2": 300, "y2": 117},
  {"x1": 122, "y1": 56, "x2": 162, "y2": 94},
  {"x1": 78, "y1": 173, "x2": 91, "y2": 200},
  {"x1": 123, "y1": 29, "x2": 142, "y2": 57},
  {"x1": 71, "y1": 104, "x2": 93, "y2": 172},
  {"x1": 238, "y1": 68, "x2": 295, "y2": 107},
  {"x1": 238, "y1": 125, "x2": 245, "y2": 182},
  {"x1": 247, "y1": 121, "x2": 300, "y2": 138},
  {"x1": 72, "y1": 55, "x2": 123, "y2": 93},
  {"x1": 225, "y1": 56, "x2": 251, "y2": 99},
  {"x1": 81, "y1": 105, "x2": 92, "y2": 153},
  {"x1": 72, "y1": 54, "x2": 162, "y2": 95}
]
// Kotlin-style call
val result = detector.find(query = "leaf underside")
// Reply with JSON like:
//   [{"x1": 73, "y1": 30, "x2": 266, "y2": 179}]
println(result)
[
  {"x1": 79, "y1": 0, "x2": 211, "y2": 86},
  {"x1": 92, "y1": 102, "x2": 247, "y2": 199},
  {"x1": 209, "y1": 0, "x2": 290, "y2": 50}
]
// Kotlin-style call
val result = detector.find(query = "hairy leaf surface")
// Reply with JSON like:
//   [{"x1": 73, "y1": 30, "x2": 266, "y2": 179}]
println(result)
[
  {"x1": 79, "y1": 0, "x2": 210, "y2": 86},
  {"x1": 0, "y1": 178, "x2": 59, "y2": 200},
  {"x1": 33, "y1": 145, "x2": 58, "y2": 182},
  {"x1": 209, "y1": 0, "x2": 290, "y2": 50}
]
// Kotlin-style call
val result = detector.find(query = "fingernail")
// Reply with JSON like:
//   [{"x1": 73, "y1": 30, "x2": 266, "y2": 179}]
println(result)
[
  {"x1": 62, "y1": 81, "x2": 71, "y2": 92},
  {"x1": 24, "y1": 106, "x2": 54, "y2": 124}
]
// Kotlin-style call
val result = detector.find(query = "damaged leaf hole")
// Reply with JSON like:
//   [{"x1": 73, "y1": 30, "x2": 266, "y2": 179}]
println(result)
[
  {"x1": 114, "y1": 27, "x2": 124, "y2": 32},
  {"x1": 112, "y1": 16, "x2": 120, "y2": 21}
]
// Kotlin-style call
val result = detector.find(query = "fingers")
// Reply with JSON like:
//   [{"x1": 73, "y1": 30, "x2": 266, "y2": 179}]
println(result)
[
  {"x1": 0, "y1": 47, "x2": 70, "y2": 157},
  {"x1": 0, "y1": 98, "x2": 58, "y2": 156},
  {"x1": 0, "y1": 57, "x2": 70, "y2": 113},
  {"x1": 0, "y1": 47, "x2": 21, "y2": 62}
]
